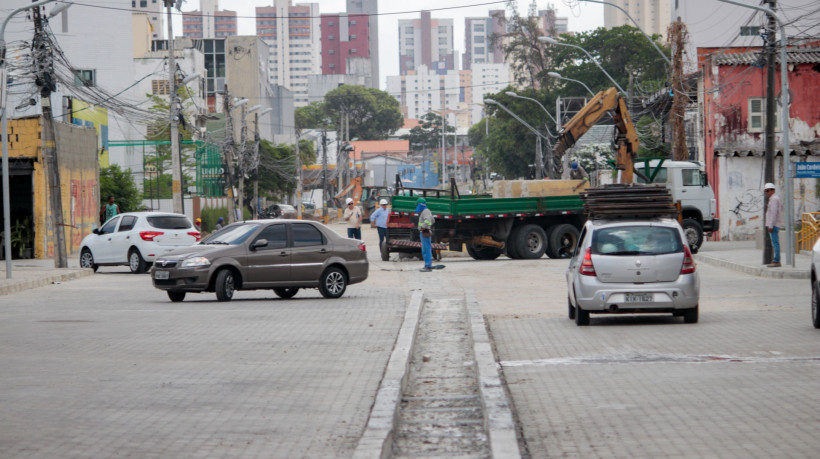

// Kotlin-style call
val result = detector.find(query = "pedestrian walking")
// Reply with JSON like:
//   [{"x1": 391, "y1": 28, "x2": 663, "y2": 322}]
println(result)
[
  {"x1": 100, "y1": 195, "x2": 119, "y2": 224},
  {"x1": 370, "y1": 198, "x2": 390, "y2": 250},
  {"x1": 343, "y1": 197, "x2": 363, "y2": 239},
  {"x1": 215, "y1": 217, "x2": 225, "y2": 231},
  {"x1": 764, "y1": 182, "x2": 783, "y2": 267},
  {"x1": 416, "y1": 197, "x2": 435, "y2": 272}
]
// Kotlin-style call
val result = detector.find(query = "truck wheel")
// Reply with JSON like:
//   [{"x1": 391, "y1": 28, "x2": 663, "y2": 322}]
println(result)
[
  {"x1": 505, "y1": 227, "x2": 522, "y2": 259},
  {"x1": 548, "y1": 224, "x2": 580, "y2": 259},
  {"x1": 467, "y1": 244, "x2": 503, "y2": 260},
  {"x1": 682, "y1": 218, "x2": 704, "y2": 252},
  {"x1": 514, "y1": 224, "x2": 547, "y2": 259},
  {"x1": 380, "y1": 243, "x2": 390, "y2": 261}
]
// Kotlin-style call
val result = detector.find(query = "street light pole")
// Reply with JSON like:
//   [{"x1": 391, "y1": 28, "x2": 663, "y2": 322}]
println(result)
[
  {"x1": 539, "y1": 36, "x2": 626, "y2": 94},
  {"x1": 716, "y1": 0, "x2": 792, "y2": 266},
  {"x1": 252, "y1": 108, "x2": 272, "y2": 220},
  {"x1": 485, "y1": 99, "x2": 550, "y2": 179},
  {"x1": 546, "y1": 72, "x2": 595, "y2": 97},
  {"x1": 1, "y1": 0, "x2": 64, "y2": 277}
]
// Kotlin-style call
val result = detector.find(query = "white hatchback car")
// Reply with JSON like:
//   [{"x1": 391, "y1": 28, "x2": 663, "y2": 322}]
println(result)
[
  {"x1": 566, "y1": 217, "x2": 700, "y2": 326},
  {"x1": 80, "y1": 212, "x2": 199, "y2": 273}
]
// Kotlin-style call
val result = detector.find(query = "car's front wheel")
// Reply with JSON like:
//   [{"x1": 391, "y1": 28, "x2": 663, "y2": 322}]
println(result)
[
  {"x1": 167, "y1": 291, "x2": 186, "y2": 302},
  {"x1": 319, "y1": 267, "x2": 347, "y2": 299},
  {"x1": 80, "y1": 248, "x2": 98, "y2": 272},
  {"x1": 812, "y1": 281, "x2": 820, "y2": 329},
  {"x1": 129, "y1": 249, "x2": 147, "y2": 273},
  {"x1": 214, "y1": 269, "x2": 236, "y2": 302},
  {"x1": 273, "y1": 287, "x2": 299, "y2": 299}
]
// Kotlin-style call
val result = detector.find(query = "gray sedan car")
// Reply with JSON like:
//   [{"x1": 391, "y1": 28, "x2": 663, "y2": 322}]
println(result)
[
  {"x1": 566, "y1": 218, "x2": 700, "y2": 325},
  {"x1": 151, "y1": 219, "x2": 368, "y2": 302}
]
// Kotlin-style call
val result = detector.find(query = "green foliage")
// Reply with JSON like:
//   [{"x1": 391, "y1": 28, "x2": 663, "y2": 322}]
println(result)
[
  {"x1": 474, "y1": 18, "x2": 671, "y2": 177},
  {"x1": 256, "y1": 139, "x2": 316, "y2": 201},
  {"x1": 401, "y1": 112, "x2": 456, "y2": 152},
  {"x1": 200, "y1": 207, "x2": 228, "y2": 232},
  {"x1": 142, "y1": 172, "x2": 195, "y2": 199},
  {"x1": 295, "y1": 102, "x2": 332, "y2": 131},
  {"x1": 10, "y1": 216, "x2": 32, "y2": 258},
  {"x1": 636, "y1": 116, "x2": 671, "y2": 158},
  {"x1": 322, "y1": 85, "x2": 404, "y2": 140},
  {"x1": 100, "y1": 164, "x2": 142, "y2": 212}
]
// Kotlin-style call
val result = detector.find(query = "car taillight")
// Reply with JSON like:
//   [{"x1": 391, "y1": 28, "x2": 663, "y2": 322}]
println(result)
[
  {"x1": 187, "y1": 231, "x2": 201, "y2": 242},
  {"x1": 579, "y1": 247, "x2": 596, "y2": 276},
  {"x1": 140, "y1": 231, "x2": 164, "y2": 241},
  {"x1": 357, "y1": 242, "x2": 366, "y2": 252},
  {"x1": 680, "y1": 245, "x2": 696, "y2": 274}
]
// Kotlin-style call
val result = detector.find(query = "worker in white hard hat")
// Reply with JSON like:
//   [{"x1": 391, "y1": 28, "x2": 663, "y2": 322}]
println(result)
[
  {"x1": 370, "y1": 198, "x2": 391, "y2": 251},
  {"x1": 343, "y1": 197, "x2": 363, "y2": 239},
  {"x1": 763, "y1": 182, "x2": 783, "y2": 267}
]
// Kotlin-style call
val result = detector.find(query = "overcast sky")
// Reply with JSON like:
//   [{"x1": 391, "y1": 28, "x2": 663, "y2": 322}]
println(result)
[{"x1": 175, "y1": 0, "x2": 604, "y2": 89}]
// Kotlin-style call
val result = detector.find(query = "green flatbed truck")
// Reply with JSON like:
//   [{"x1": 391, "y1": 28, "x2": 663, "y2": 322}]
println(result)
[{"x1": 381, "y1": 180, "x2": 586, "y2": 261}]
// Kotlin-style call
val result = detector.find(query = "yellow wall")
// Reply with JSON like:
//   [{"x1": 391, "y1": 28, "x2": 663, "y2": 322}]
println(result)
[
  {"x1": 71, "y1": 99, "x2": 109, "y2": 167},
  {"x1": 7, "y1": 117, "x2": 99, "y2": 259}
]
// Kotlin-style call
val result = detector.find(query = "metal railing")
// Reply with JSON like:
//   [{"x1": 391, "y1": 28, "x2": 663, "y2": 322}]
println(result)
[{"x1": 796, "y1": 212, "x2": 820, "y2": 252}]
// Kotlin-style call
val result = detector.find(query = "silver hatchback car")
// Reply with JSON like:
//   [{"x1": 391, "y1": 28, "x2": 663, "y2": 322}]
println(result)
[{"x1": 566, "y1": 218, "x2": 700, "y2": 326}]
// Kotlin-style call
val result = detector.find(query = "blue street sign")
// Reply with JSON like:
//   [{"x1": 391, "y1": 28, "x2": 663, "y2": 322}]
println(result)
[{"x1": 795, "y1": 162, "x2": 820, "y2": 178}]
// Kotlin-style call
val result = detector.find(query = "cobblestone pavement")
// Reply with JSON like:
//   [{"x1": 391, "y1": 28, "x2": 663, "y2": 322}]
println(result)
[{"x1": 0, "y1": 269, "x2": 406, "y2": 458}]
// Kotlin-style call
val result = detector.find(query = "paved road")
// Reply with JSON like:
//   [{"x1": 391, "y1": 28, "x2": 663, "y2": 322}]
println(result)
[{"x1": 0, "y1": 266, "x2": 407, "y2": 458}]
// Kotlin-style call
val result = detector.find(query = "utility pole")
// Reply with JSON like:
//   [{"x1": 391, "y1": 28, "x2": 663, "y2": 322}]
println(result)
[
  {"x1": 222, "y1": 89, "x2": 238, "y2": 223},
  {"x1": 252, "y1": 111, "x2": 259, "y2": 220},
  {"x1": 237, "y1": 103, "x2": 247, "y2": 221},
  {"x1": 322, "y1": 129, "x2": 328, "y2": 224},
  {"x1": 32, "y1": 4, "x2": 66, "y2": 268},
  {"x1": 295, "y1": 130, "x2": 302, "y2": 219},
  {"x1": 762, "y1": 0, "x2": 777, "y2": 265},
  {"x1": 163, "y1": 0, "x2": 183, "y2": 215},
  {"x1": 668, "y1": 19, "x2": 689, "y2": 161}
]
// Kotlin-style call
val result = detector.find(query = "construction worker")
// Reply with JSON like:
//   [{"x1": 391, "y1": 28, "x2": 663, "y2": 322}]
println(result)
[{"x1": 416, "y1": 198, "x2": 435, "y2": 272}]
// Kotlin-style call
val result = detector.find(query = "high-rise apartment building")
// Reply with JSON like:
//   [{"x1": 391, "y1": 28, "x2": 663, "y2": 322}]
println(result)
[
  {"x1": 182, "y1": 0, "x2": 237, "y2": 39},
  {"x1": 463, "y1": 10, "x2": 509, "y2": 70},
  {"x1": 398, "y1": 11, "x2": 455, "y2": 75},
  {"x1": 346, "y1": 0, "x2": 379, "y2": 88},
  {"x1": 320, "y1": 13, "x2": 372, "y2": 85},
  {"x1": 386, "y1": 65, "x2": 461, "y2": 125},
  {"x1": 603, "y1": 0, "x2": 671, "y2": 37},
  {"x1": 131, "y1": 0, "x2": 163, "y2": 40},
  {"x1": 256, "y1": 0, "x2": 321, "y2": 107}
]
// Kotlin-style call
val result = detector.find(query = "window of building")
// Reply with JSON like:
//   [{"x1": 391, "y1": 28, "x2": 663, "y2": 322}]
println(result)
[
  {"x1": 328, "y1": 21, "x2": 335, "y2": 26},
  {"x1": 328, "y1": 49, "x2": 335, "y2": 54},
  {"x1": 329, "y1": 35, "x2": 335, "y2": 40},
  {"x1": 74, "y1": 69, "x2": 95, "y2": 87},
  {"x1": 152, "y1": 80, "x2": 170, "y2": 95},
  {"x1": 438, "y1": 26, "x2": 447, "y2": 34},
  {"x1": 475, "y1": 47, "x2": 485, "y2": 54},
  {"x1": 350, "y1": 34, "x2": 357, "y2": 39},
  {"x1": 140, "y1": 0, "x2": 147, "y2": 7},
  {"x1": 747, "y1": 97, "x2": 781, "y2": 133},
  {"x1": 438, "y1": 37, "x2": 448, "y2": 45},
  {"x1": 349, "y1": 48, "x2": 357, "y2": 54},
  {"x1": 474, "y1": 24, "x2": 485, "y2": 32},
  {"x1": 474, "y1": 36, "x2": 485, "y2": 44},
  {"x1": 740, "y1": 26, "x2": 759, "y2": 36},
  {"x1": 329, "y1": 64, "x2": 335, "y2": 68}
]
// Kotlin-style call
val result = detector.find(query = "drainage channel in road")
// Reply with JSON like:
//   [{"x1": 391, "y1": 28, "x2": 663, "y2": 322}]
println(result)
[{"x1": 393, "y1": 297, "x2": 491, "y2": 458}]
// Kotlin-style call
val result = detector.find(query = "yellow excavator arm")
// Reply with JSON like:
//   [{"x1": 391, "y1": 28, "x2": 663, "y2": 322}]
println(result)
[
  {"x1": 553, "y1": 87, "x2": 640, "y2": 183},
  {"x1": 333, "y1": 176, "x2": 363, "y2": 207}
]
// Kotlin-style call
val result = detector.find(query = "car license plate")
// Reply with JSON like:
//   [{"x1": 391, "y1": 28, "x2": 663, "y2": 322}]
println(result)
[
  {"x1": 624, "y1": 293, "x2": 652, "y2": 303},
  {"x1": 154, "y1": 270, "x2": 169, "y2": 280}
]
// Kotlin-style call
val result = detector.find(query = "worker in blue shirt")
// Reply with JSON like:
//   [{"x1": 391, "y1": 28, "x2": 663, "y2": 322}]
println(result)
[{"x1": 370, "y1": 198, "x2": 390, "y2": 251}]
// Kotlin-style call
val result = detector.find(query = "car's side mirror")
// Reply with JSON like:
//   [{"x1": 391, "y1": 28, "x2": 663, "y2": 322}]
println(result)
[
  {"x1": 93, "y1": 228, "x2": 100, "y2": 235},
  {"x1": 250, "y1": 239, "x2": 268, "y2": 250}
]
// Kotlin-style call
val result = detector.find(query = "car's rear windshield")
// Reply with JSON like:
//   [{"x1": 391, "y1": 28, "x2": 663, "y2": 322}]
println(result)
[
  {"x1": 201, "y1": 223, "x2": 259, "y2": 245},
  {"x1": 591, "y1": 226, "x2": 682, "y2": 255},
  {"x1": 146, "y1": 216, "x2": 192, "y2": 230}
]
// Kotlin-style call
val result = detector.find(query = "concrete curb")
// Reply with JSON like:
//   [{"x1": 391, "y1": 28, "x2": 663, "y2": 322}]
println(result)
[
  {"x1": 465, "y1": 289, "x2": 522, "y2": 459},
  {"x1": 695, "y1": 253, "x2": 809, "y2": 279},
  {"x1": 353, "y1": 290, "x2": 424, "y2": 459},
  {"x1": 0, "y1": 269, "x2": 93, "y2": 296}
]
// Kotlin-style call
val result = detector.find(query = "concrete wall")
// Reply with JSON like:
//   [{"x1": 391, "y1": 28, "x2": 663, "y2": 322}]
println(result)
[
  {"x1": 6, "y1": 118, "x2": 98, "y2": 259},
  {"x1": 717, "y1": 155, "x2": 820, "y2": 241}
]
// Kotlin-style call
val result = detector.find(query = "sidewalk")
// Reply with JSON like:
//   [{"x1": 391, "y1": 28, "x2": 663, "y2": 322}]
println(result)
[
  {"x1": 0, "y1": 258, "x2": 92, "y2": 296},
  {"x1": 695, "y1": 240, "x2": 810, "y2": 279}
]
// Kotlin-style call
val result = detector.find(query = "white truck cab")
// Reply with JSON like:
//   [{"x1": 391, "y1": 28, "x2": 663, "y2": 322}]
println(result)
[{"x1": 635, "y1": 159, "x2": 719, "y2": 252}]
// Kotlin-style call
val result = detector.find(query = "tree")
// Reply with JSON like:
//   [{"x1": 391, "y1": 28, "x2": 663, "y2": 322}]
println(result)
[
  {"x1": 401, "y1": 112, "x2": 455, "y2": 152},
  {"x1": 322, "y1": 85, "x2": 403, "y2": 140},
  {"x1": 100, "y1": 164, "x2": 142, "y2": 212},
  {"x1": 255, "y1": 139, "x2": 317, "y2": 202}
]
